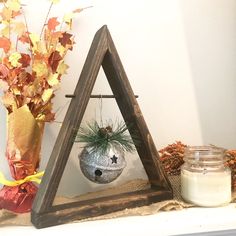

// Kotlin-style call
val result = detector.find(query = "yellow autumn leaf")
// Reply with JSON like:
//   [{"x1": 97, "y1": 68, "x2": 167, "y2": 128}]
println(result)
[
  {"x1": 47, "y1": 73, "x2": 59, "y2": 86},
  {"x1": 7, "y1": 0, "x2": 21, "y2": 12},
  {"x1": 1, "y1": 20, "x2": 10, "y2": 26},
  {"x1": 32, "y1": 77, "x2": 42, "y2": 91},
  {"x1": 36, "y1": 113, "x2": 46, "y2": 121},
  {"x1": 1, "y1": 92, "x2": 16, "y2": 108},
  {"x1": 57, "y1": 61, "x2": 69, "y2": 75},
  {"x1": 33, "y1": 62, "x2": 48, "y2": 77},
  {"x1": 1, "y1": 7, "x2": 12, "y2": 21},
  {"x1": 56, "y1": 44, "x2": 66, "y2": 56},
  {"x1": 42, "y1": 88, "x2": 53, "y2": 103},
  {"x1": 29, "y1": 33, "x2": 40, "y2": 47},
  {"x1": 37, "y1": 41, "x2": 47, "y2": 54},
  {"x1": 25, "y1": 84, "x2": 36, "y2": 97},
  {"x1": 50, "y1": 0, "x2": 60, "y2": 4},
  {"x1": 1, "y1": 26, "x2": 10, "y2": 38},
  {"x1": 63, "y1": 12, "x2": 74, "y2": 29},
  {"x1": 9, "y1": 52, "x2": 21, "y2": 67},
  {"x1": 32, "y1": 96, "x2": 41, "y2": 105},
  {"x1": 63, "y1": 12, "x2": 75, "y2": 23},
  {"x1": 13, "y1": 22, "x2": 26, "y2": 36},
  {"x1": 12, "y1": 87, "x2": 21, "y2": 95}
]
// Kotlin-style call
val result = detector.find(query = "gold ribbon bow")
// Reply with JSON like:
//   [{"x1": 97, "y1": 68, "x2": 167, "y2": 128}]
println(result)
[{"x1": 0, "y1": 171, "x2": 44, "y2": 186}]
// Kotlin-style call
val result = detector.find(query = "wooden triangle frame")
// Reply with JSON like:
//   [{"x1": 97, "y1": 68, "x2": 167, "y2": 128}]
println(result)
[{"x1": 31, "y1": 25, "x2": 173, "y2": 228}]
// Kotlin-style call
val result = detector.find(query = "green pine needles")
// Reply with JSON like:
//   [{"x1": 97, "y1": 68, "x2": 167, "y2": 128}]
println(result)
[{"x1": 75, "y1": 120, "x2": 138, "y2": 154}]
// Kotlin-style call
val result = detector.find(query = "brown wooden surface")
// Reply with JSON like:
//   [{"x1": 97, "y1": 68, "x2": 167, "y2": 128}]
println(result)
[
  {"x1": 32, "y1": 188, "x2": 172, "y2": 228},
  {"x1": 31, "y1": 25, "x2": 173, "y2": 229},
  {"x1": 65, "y1": 94, "x2": 139, "y2": 98}
]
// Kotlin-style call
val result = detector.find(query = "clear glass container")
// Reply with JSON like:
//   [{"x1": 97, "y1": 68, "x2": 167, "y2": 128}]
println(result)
[{"x1": 181, "y1": 146, "x2": 231, "y2": 207}]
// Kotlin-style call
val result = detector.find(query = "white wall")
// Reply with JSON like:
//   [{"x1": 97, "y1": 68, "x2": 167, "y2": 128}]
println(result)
[
  {"x1": 0, "y1": 0, "x2": 235, "y2": 196},
  {"x1": 181, "y1": 0, "x2": 236, "y2": 149}
]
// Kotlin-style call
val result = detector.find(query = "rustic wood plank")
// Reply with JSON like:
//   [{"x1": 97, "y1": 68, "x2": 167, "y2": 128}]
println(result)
[
  {"x1": 32, "y1": 188, "x2": 172, "y2": 228},
  {"x1": 65, "y1": 94, "x2": 139, "y2": 98}
]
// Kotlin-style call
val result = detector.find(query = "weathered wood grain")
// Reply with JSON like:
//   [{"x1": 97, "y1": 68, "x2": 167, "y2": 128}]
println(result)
[
  {"x1": 65, "y1": 94, "x2": 139, "y2": 98},
  {"x1": 32, "y1": 188, "x2": 172, "y2": 228}
]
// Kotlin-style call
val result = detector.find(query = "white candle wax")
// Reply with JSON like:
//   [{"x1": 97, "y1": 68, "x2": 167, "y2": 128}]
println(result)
[{"x1": 181, "y1": 170, "x2": 231, "y2": 207}]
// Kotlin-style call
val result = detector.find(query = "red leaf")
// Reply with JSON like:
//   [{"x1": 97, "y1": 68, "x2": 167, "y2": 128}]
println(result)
[
  {"x1": 18, "y1": 53, "x2": 31, "y2": 67},
  {"x1": 0, "y1": 37, "x2": 11, "y2": 53},
  {"x1": 0, "y1": 64, "x2": 9, "y2": 78},
  {"x1": 48, "y1": 51, "x2": 62, "y2": 73},
  {"x1": 18, "y1": 32, "x2": 30, "y2": 44},
  {"x1": 59, "y1": 32, "x2": 73, "y2": 47},
  {"x1": 48, "y1": 17, "x2": 60, "y2": 31}
]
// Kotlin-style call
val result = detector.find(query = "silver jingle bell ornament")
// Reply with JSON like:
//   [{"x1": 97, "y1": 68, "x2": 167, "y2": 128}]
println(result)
[{"x1": 79, "y1": 144, "x2": 127, "y2": 184}]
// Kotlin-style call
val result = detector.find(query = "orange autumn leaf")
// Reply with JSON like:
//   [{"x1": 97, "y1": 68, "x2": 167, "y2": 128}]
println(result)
[
  {"x1": 0, "y1": 37, "x2": 11, "y2": 53},
  {"x1": 73, "y1": 8, "x2": 83, "y2": 13},
  {"x1": 10, "y1": 67, "x2": 22, "y2": 78},
  {"x1": 34, "y1": 52, "x2": 47, "y2": 61},
  {"x1": 2, "y1": 57, "x2": 11, "y2": 69},
  {"x1": 12, "y1": 10, "x2": 21, "y2": 18},
  {"x1": 47, "y1": 17, "x2": 60, "y2": 31},
  {"x1": 51, "y1": 31, "x2": 62, "y2": 39},
  {"x1": 18, "y1": 32, "x2": 30, "y2": 44},
  {"x1": 73, "y1": 6, "x2": 92, "y2": 14},
  {"x1": 48, "y1": 31, "x2": 63, "y2": 45},
  {"x1": 18, "y1": 71, "x2": 30, "y2": 84}
]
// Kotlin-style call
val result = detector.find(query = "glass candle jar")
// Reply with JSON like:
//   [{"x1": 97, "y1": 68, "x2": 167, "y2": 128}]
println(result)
[{"x1": 181, "y1": 146, "x2": 231, "y2": 207}]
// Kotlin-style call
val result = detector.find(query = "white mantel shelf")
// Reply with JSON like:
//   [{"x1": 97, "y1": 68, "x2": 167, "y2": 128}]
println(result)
[{"x1": 1, "y1": 203, "x2": 236, "y2": 236}]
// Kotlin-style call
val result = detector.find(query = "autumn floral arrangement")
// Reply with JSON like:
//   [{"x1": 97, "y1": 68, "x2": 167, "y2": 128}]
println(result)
[{"x1": 0, "y1": 0, "x2": 87, "y2": 213}]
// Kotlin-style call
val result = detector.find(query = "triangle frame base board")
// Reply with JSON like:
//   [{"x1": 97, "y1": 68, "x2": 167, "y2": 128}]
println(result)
[{"x1": 31, "y1": 25, "x2": 173, "y2": 229}]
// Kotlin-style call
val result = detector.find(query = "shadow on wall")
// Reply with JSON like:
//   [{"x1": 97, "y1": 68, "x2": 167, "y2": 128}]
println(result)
[{"x1": 180, "y1": 0, "x2": 236, "y2": 149}]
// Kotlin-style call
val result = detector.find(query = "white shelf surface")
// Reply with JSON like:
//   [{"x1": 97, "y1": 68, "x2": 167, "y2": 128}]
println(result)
[{"x1": 1, "y1": 203, "x2": 236, "y2": 236}]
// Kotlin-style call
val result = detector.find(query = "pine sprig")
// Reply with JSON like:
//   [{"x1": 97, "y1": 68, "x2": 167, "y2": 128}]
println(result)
[{"x1": 75, "y1": 120, "x2": 138, "y2": 154}]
